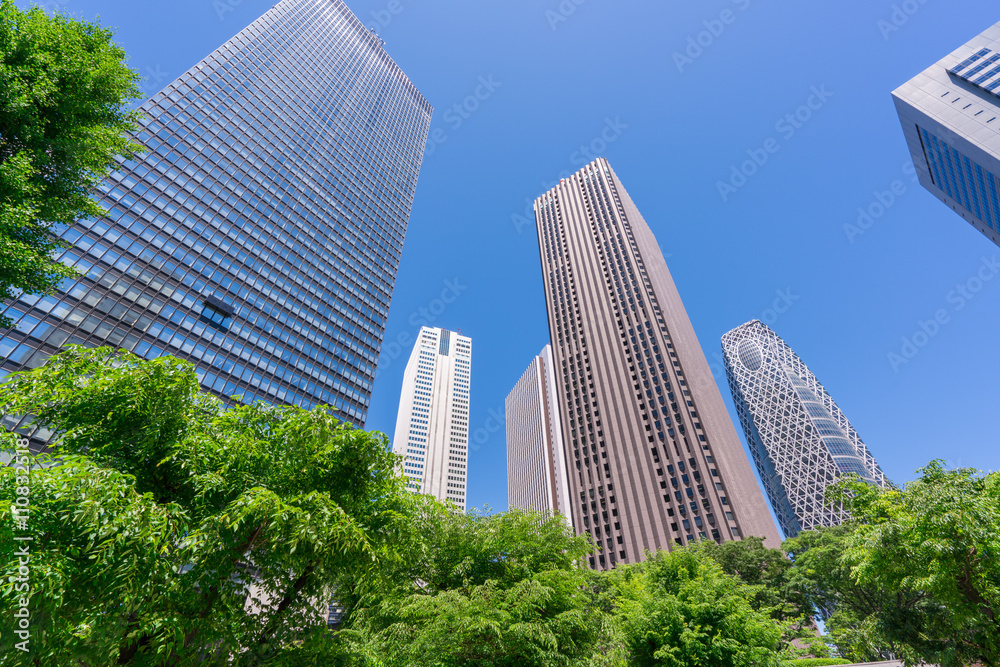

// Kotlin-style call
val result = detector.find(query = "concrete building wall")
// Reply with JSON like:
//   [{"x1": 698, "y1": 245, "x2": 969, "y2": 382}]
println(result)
[
  {"x1": 393, "y1": 327, "x2": 472, "y2": 510},
  {"x1": 506, "y1": 345, "x2": 573, "y2": 527},
  {"x1": 534, "y1": 158, "x2": 780, "y2": 570}
]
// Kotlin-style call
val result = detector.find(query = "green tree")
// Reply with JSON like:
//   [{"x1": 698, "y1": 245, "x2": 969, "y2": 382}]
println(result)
[
  {"x1": 692, "y1": 537, "x2": 827, "y2": 657},
  {"x1": 784, "y1": 524, "x2": 929, "y2": 663},
  {"x1": 691, "y1": 537, "x2": 809, "y2": 621},
  {"x1": 0, "y1": 346, "x2": 411, "y2": 665},
  {"x1": 0, "y1": 1, "x2": 142, "y2": 322},
  {"x1": 599, "y1": 549, "x2": 786, "y2": 667},
  {"x1": 338, "y1": 503, "x2": 609, "y2": 667},
  {"x1": 829, "y1": 462, "x2": 1000, "y2": 667}
]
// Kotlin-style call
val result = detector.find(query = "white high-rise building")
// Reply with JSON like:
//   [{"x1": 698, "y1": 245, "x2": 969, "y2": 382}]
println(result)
[
  {"x1": 506, "y1": 345, "x2": 573, "y2": 528},
  {"x1": 392, "y1": 327, "x2": 472, "y2": 509}
]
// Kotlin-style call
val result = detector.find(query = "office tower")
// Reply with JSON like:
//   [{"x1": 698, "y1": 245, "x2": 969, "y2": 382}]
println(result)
[
  {"x1": 893, "y1": 22, "x2": 1000, "y2": 248},
  {"x1": 721, "y1": 320, "x2": 888, "y2": 538},
  {"x1": 506, "y1": 345, "x2": 573, "y2": 527},
  {"x1": 0, "y1": 0, "x2": 431, "y2": 441},
  {"x1": 392, "y1": 327, "x2": 472, "y2": 510},
  {"x1": 534, "y1": 158, "x2": 780, "y2": 570}
]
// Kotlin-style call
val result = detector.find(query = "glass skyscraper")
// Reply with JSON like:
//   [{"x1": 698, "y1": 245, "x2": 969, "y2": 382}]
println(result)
[
  {"x1": 893, "y1": 21, "x2": 1000, "y2": 248},
  {"x1": 0, "y1": 0, "x2": 431, "y2": 438},
  {"x1": 535, "y1": 158, "x2": 780, "y2": 571},
  {"x1": 721, "y1": 320, "x2": 888, "y2": 538}
]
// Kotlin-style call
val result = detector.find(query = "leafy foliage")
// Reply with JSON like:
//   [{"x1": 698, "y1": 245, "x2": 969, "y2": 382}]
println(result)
[
  {"x1": 338, "y1": 503, "x2": 608, "y2": 667},
  {"x1": 690, "y1": 538, "x2": 827, "y2": 657},
  {"x1": 0, "y1": 346, "x2": 410, "y2": 665},
  {"x1": 601, "y1": 549, "x2": 786, "y2": 667},
  {"x1": 4, "y1": 347, "x2": 999, "y2": 666},
  {"x1": 829, "y1": 462, "x2": 1000, "y2": 667},
  {"x1": 783, "y1": 523, "x2": 927, "y2": 663},
  {"x1": 690, "y1": 538, "x2": 806, "y2": 617},
  {"x1": 0, "y1": 1, "x2": 142, "y2": 321}
]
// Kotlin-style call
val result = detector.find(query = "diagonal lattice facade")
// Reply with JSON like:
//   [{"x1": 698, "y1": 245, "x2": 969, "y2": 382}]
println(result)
[{"x1": 721, "y1": 321, "x2": 887, "y2": 537}]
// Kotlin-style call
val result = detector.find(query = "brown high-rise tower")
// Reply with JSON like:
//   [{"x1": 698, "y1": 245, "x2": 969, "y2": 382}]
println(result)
[{"x1": 534, "y1": 158, "x2": 779, "y2": 570}]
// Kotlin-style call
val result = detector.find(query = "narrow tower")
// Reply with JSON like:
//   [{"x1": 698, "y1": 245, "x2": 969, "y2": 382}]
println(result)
[
  {"x1": 722, "y1": 320, "x2": 888, "y2": 537},
  {"x1": 506, "y1": 345, "x2": 574, "y2": 527},
  {"x1": 534, "y1": 158, "x2": 780, "y2": 570},
  {"x1": 392, "y1": 327, "x2": 472, "y2": 510},
  {"x1": 0, "y1": 0, "x2": 432, "y2": 438}
]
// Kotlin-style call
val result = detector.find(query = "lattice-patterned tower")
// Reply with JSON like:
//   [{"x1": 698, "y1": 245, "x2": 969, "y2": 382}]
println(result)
[
  {"x1": 535, "y1": 158, "x2": 780, "y2": 571},
  {"x1": 721, "y1": 321, "x2": 888, "y2": 537}
]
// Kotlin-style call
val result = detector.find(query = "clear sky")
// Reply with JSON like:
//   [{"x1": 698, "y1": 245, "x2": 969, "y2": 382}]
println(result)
[{"x1": 22, "y1": 0, "x2": 1000, "y2": 518}]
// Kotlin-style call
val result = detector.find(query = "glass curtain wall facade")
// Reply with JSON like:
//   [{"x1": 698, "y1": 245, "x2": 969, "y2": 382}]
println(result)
[
  {"x1": 392, "y1": 327, "x2": 472, "y2": 510},
  {"x1": 0, "y1": 0, "x2": 432, "y2": 441},
  {"x1": 893, "y1": 21, "x2": 1000, "y2": 248},
  {"x1": 721, "y1": 320, "x2": 888, "y2": 538},
  {"x1": 535, "y1": 158, "x2": 780, "y2": 571}
]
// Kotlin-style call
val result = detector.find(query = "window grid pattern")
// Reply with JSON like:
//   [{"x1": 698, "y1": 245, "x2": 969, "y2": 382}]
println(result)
[
  {"x1": 949, "y1": 47, "x2": 1000, "y2": 93},
  {"x1": 722, "y1": 320, "x2": 888, "y2": 538},
  {"x1": 0, "y1": 0, "x2": 431, "y2": 433},
  {"x1": 920, "y1": 126, "x2": 1000, "y2": 231},
  {"x1": 506, "y1": 346, "x2": 572, "y2": 524},
  {"x1": 392, "y1": 327, "x2": 472, "y2": 512},
  {"x1": 536, "y1": 158, "x2": 759, "y2": 571}
]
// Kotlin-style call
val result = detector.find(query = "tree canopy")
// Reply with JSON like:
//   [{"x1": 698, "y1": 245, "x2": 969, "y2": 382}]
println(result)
[
  {"x1": 0, "y1": 346, "x2": 411, "y2": 665},
  {"x1": 2, "y1": 347, "x2": 998, "y2": 666},
  {"x1": 825, "y1": 463, "x2": 1000, "y2": 667},
  {"x1": 0, "y1": 1, "x2": 142, "y2": 322}
]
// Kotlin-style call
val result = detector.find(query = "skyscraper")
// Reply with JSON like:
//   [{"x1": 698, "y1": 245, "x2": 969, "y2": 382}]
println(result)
[
  {"x1": 893, "y1": 21, "x2": 1000, "y2": 248},
  {"x1": 506, "y1": 345, "x2": 573, "y2": 526},
  {"x1": 721, "y1": 320, "x2": 888, "y2": 538},
  {"x1": 392, "y1": 327, "x2": 472, "y2": 510},
  {"x1": 534, "y1": 158, "x2": 780, "y2": 570},
  {"x1": 0, "y1": 0, "x2": 431, "y2": 440}
]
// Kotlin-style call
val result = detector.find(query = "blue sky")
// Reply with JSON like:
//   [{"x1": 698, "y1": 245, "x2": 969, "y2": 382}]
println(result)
[{"x1": 24, "y1": 0, "x2": 1000, "y2": 516}]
